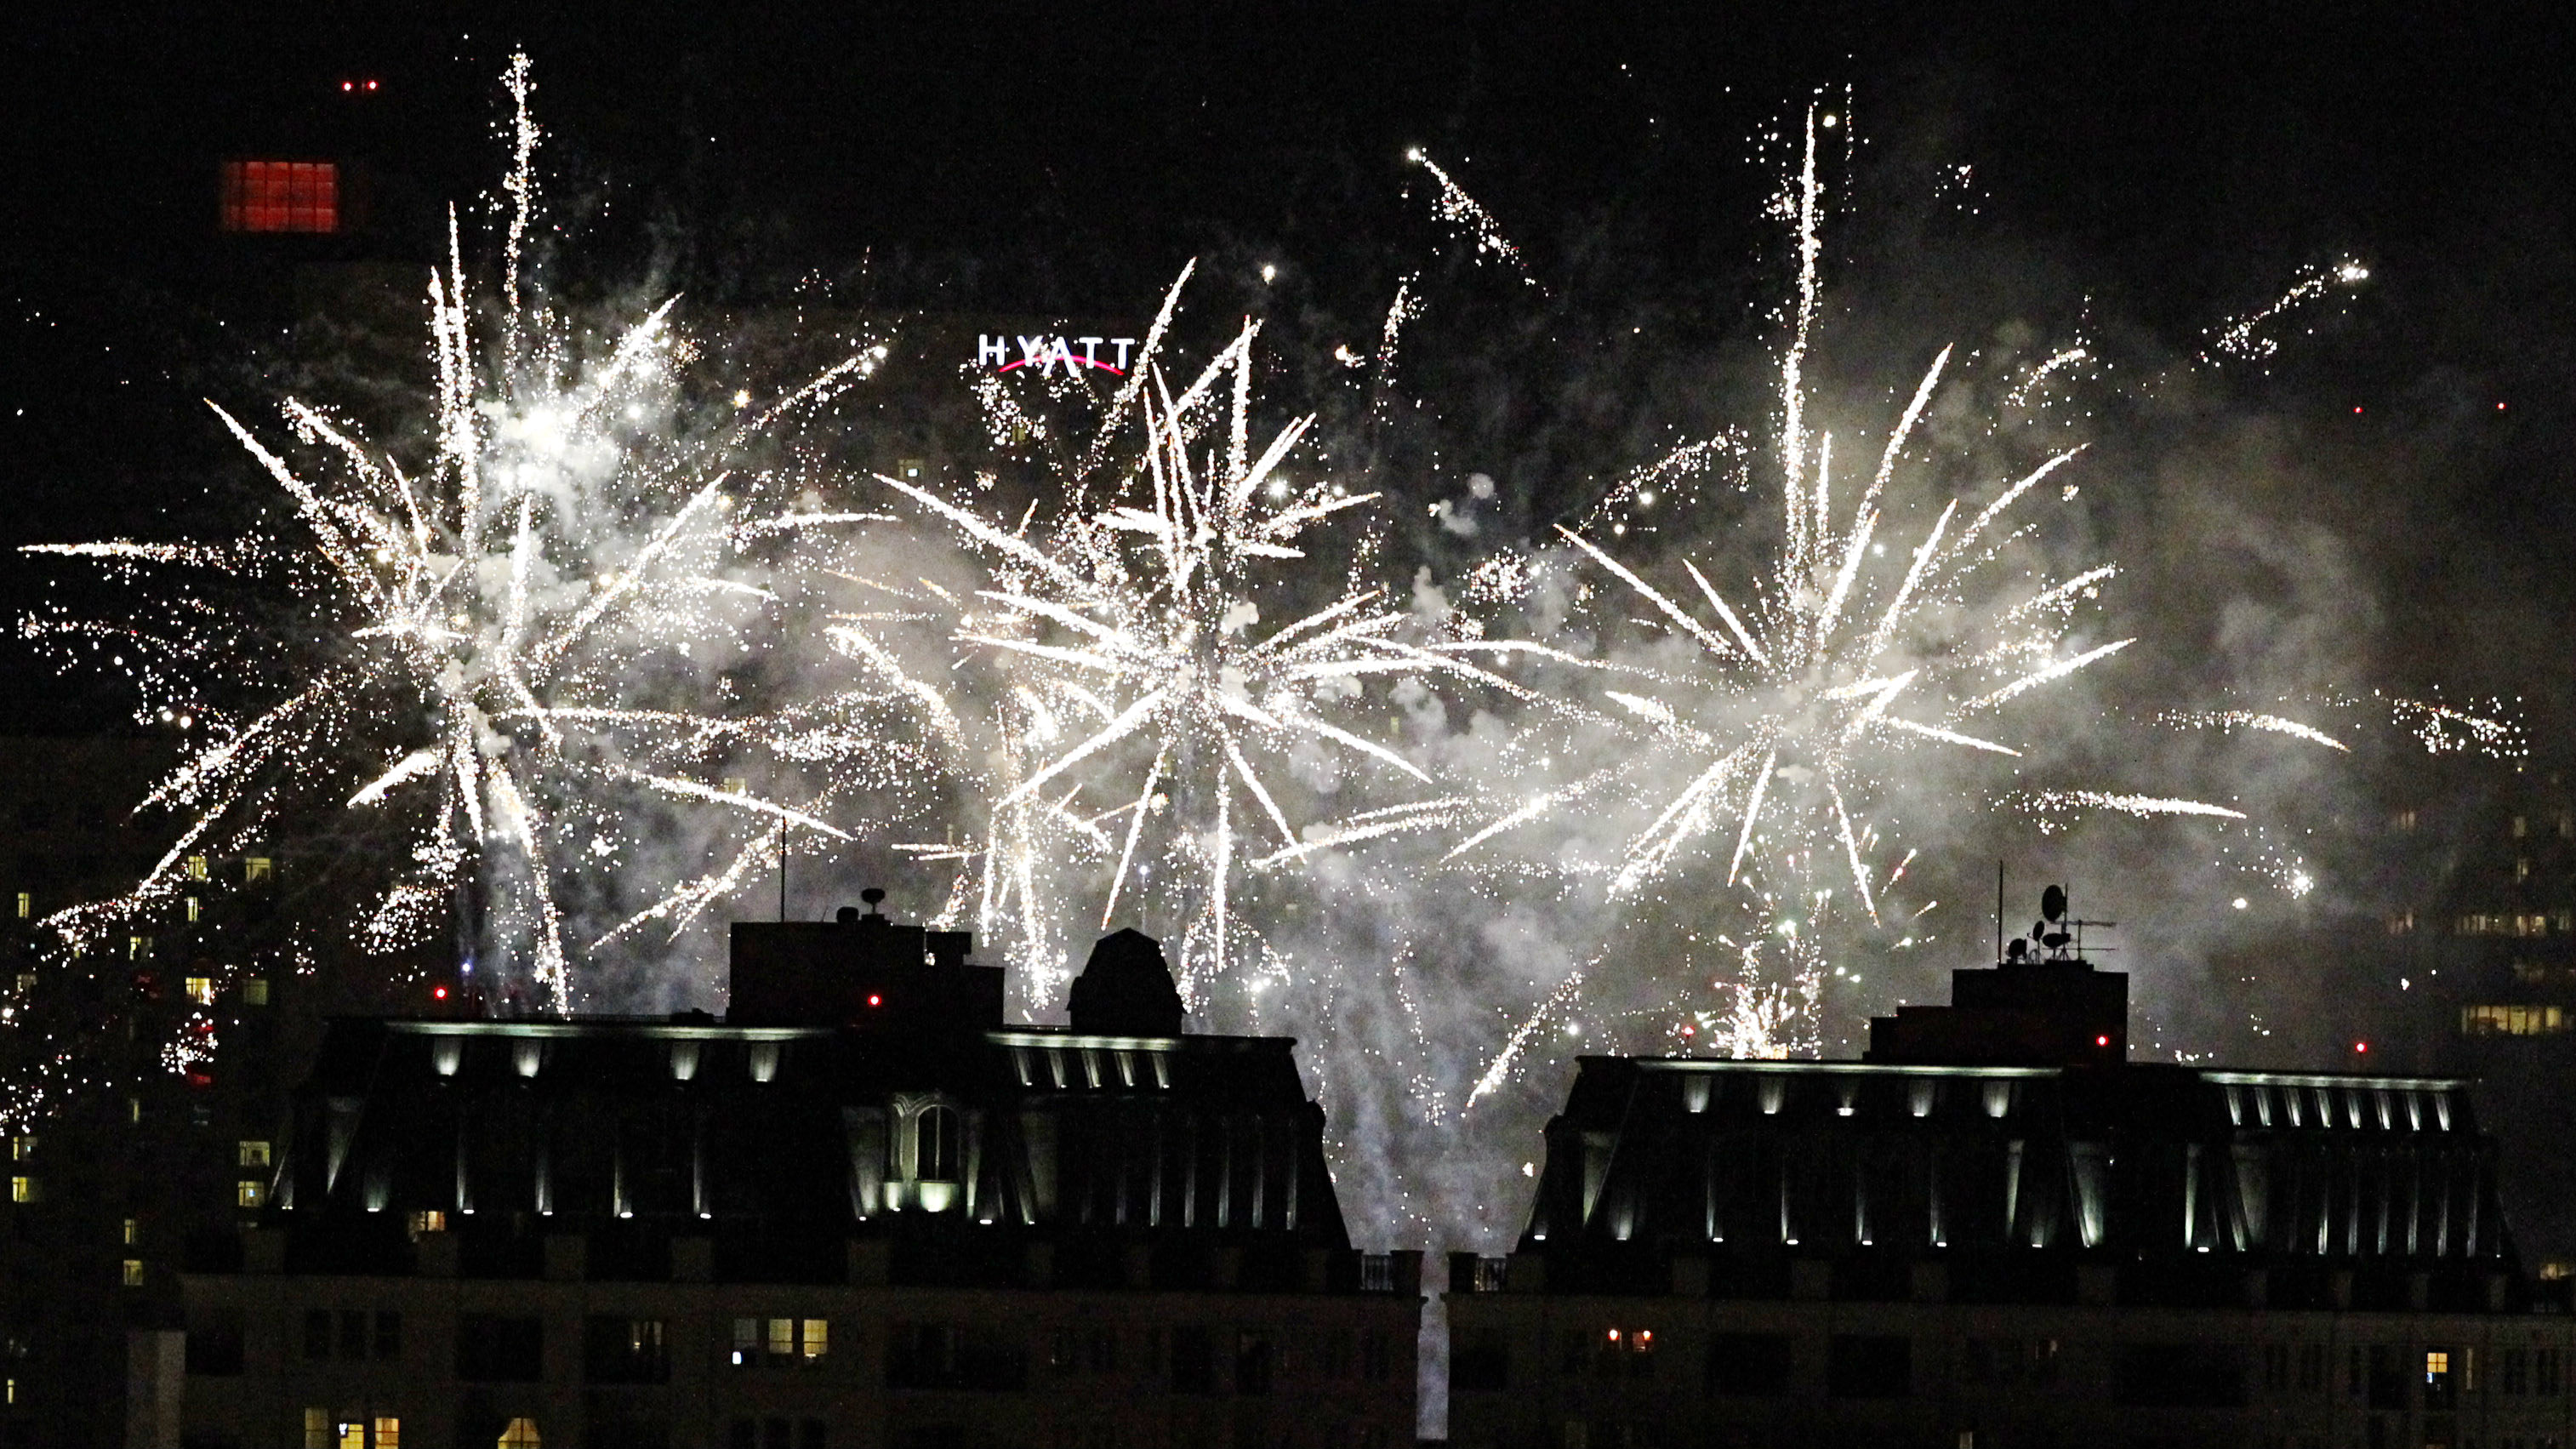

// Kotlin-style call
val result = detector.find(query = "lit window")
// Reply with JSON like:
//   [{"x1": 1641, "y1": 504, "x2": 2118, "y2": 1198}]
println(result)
[
  {"x1": 128, "y1": 1097, "x2": 141, "y2": 1124},
  {"x1": 768, "y1": 1317, "x2": 795, "y2": 1360},
  {"x1": 373, "y1": 1418, "x2": 401, "y2": 1449},
  {"x1": 123, "y1": 1218, "x2": 138, "y2": 1245},
  {"x1": 185, "y1": 856, "x2": 208, "y2": 881},
  {"x1": 2515, "y1": 817, "x2": 2530, "y2": 839},
  {"x1": 407, "y1": 1209, "x2": 446, "y2": 1238},
  {"x1": 2462, "y1": 1005, "x2": 2568, "y2": 1035},
  {"x1": 2427, "y1": 1349, "x2": 2451, "y2": 1378},
  {"x1": 2561, "y1": 811, "x2": 2573, "y2": 839},
  {"x1": 10, "y1": 1136, "x2": 31, "y2": 1161},
  {"x1": 9, "y1": 1177, "x2": 34, "y2": 1204},
  {"x1": 185, "y1": 897, "x2": 201, "y2": 923},
  {"x1": 337, "y1": 1423, "x2": 362, "y2": 1449},
  {"x1": 2392, "y1": 808, "x2": 2419, "y2": 831},
  {"x1": 185, "y1": 977, "x2": 215, "y2": 1006},
  {"x1": 498, "y1": 1417, "x2": 542, "y2": 1449},
  {"x1": 305, "y1": 1407, "x2": 330, "y2": 1449},
  {"x1": 2385, "y1": 911, "x2": 2415, "y2": 936},
  {"x1": 2456, "y1": 913, "x2": 2552, "y2": 938},
  {"x1": 237, "y1": 1181, "x2": 266, "y2": 1208},
  {"x1": 12, "y1": 973, "x2": 27, "y2": 995},
  {"x1": 899, "y1": 458, "x2": 926, "y2": 481},
  {"x1": 129, "y1": 935, "x2": 151, "y2": 960},
  {"x1": 243, "y1": 977, "x2": 270, "y2": 1007},
  {"x1": 122, "y1": 1258, "x2": 143, "y2": 1286},
  {"x1": 219, "y1": 161, "x2": 339, "y2": 234},
  {"x1": 801, "y1": 1319, "x2": 829, "y2": 1361},
  {"x1": 2518, "y1": 859, "x2": 2533, "y2": 883},
  {"x1": 13, "y1": 893, "x2": 26, "y2": 919},
  {"x1": 244, "y1": 858, "x2": 273, "y2": 884},
  {"x1": 237, "y1": 1139, "x2": 271, "y2": 1169}
]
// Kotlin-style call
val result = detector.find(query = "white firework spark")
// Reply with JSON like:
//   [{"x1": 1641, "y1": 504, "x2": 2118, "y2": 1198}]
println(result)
[
  {"x1": 2385, "y1": 693, "x2": 2527, "y2": 759},
  {"x1": 2159, "y1": 709, "x2": 2351, "y2": 752},
  {"x1": 2201, "y1": 255, "x2": 2370, "y2": 365},
  {"x1": 1405, "y1": 147, "x2": 1538, "y2": 285}
]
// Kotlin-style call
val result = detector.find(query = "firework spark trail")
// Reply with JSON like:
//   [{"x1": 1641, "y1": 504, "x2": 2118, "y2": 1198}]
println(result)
[
  {"x1": 18, "y1": 56, "x2": 902, "y2": 1006},
  {"x1": 1405, "y1": 149, "x2": 1539, "y2": 285},
  {"x1": 2159, "y1": 710, "x2": 2351, "y2": 752},
  {"x1": 1575, "y1": 437, "x2": 1746, "y2": 532},
  {"x1": 2201, "y1": 257, "x2": 2371, "y2": 365},
  {"x1": 2016, "y1": 790, "x2": 2249, "y2": 821},
  {"x1": 2386, "y1": 693, "x2": 2527, "y2": 758},
  {"x1": 1457, "y1": 106, "x2": 2265, "y2": 1098}
]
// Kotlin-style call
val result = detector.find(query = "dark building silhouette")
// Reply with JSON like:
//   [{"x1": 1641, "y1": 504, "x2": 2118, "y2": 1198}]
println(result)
[
  {"x1": 1450, "y1": 893, "x2": 2567, "y2": 1449},
  {"x1": 164, "y1": 902, "x2": 1419, "y2": 1449},
  {"x1": 1067, "y1": 930, "x2": 1188, "y2": 1039}
]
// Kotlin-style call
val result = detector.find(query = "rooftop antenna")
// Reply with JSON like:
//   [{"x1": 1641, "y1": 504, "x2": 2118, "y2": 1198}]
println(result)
[
  {"x1": 778, "y1": 817, "x2": 788, "y2": 922},
  {"x1": 2032, "y1": 881, "x2": 2119, "y2": 960},
  {"x1": 1996, "y1": 860, "x2": 2005, "y2": 966},
  {"x1": 2039, "y1": 883, "x2": 2072, "y2": 958}
]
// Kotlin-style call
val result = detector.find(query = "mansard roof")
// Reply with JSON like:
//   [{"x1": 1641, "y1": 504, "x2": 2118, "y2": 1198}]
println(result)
[
  {"x1": 269, "y1": 1011, "x2": 1347, "y2": 1251},
  {"x1": 1518, "y1": 1054, "x2": 2511, "y2": 1281}
]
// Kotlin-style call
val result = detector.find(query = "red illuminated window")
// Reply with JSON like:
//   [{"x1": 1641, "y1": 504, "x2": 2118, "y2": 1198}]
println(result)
[{"x1": 219, "y1": 161, "x2": 339, "y2": 234}]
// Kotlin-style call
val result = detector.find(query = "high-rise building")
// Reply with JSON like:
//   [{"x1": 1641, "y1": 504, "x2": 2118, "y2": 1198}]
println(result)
[
  {"x1": 0, "y1": 735, "x2": 316, "y2": 1449},
  {"x1": 2380, "y1": 763, "x2": 2576, "y2": 1268}
]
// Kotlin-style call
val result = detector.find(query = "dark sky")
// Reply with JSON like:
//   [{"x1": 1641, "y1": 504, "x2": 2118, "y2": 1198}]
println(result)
[{"x1": 6, "y1": 1, "x2": 2575, "y2": 727}]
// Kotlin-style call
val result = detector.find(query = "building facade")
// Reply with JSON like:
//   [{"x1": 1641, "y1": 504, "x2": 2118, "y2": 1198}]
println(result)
[
  {"x1": 165, "y1": 905, "x2": 1419, "y2": 1449},
  {"x1": 1450, "y1": 900, "x2": 2566, "y2": 1449}
]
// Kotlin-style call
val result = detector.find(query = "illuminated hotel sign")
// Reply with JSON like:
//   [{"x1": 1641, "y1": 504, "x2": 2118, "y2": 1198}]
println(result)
[{"x1": 977, "y1": 334, "x2": 1141, "y2": 376}]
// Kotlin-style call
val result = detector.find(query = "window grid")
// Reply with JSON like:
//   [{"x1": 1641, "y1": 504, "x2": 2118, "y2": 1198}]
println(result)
[{"x1": 220, "y1": 163, "x2": 339, "y2": 234}]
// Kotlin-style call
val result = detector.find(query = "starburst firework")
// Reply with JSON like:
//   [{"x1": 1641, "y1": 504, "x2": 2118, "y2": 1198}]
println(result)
[
  {"x1": 1454, "y1": 110, "x2": 2251, "y2": 1085},
  {"x1": 20, "y1": 57, "x2": 885, "y2": 1004},
  {"x1": 875, "y1": 310, "x2": 1484, "y2": 1009}
]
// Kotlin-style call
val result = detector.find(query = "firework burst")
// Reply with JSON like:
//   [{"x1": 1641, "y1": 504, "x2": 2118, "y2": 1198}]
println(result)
[
  {"x1": 20, "y1": 57, "x2": 883, "y2": 1004},
  {"x1": 1453, "y1": 109, "x2": 2256, "y2": 1087},
  {"x1": 875, "y1": 306, "x2": 1489, "y2": 1010}
]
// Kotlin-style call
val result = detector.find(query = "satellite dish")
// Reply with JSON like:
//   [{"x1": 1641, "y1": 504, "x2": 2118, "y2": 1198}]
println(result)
[
  {"x1": 2006, "y1": 938, "x2": 2028, "y2": 962},
  {"x1": 2042, "y1": 930, "x2": 2072, "y2": 951},
  {"x1": 2041, "y1": 884, "x2": 2068, "y2": 923}
]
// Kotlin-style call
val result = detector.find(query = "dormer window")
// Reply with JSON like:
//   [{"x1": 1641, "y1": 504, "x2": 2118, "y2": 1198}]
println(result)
[
  {"x1": 915, "y1": 1105, "x2": 960, "y2": 1183},
  {"x1": 886, "y1": 1098, "x2": 965, "y2": 1213}
]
